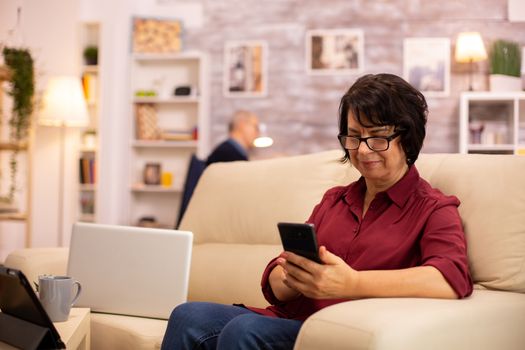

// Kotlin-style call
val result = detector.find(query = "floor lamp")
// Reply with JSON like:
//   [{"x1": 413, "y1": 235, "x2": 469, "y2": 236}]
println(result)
[
  {"x1": 39, "y1": 76, "x2": 89, "y2": 246},
  {"x1": 455, "y1": 32, "x2": 487, "y2": 91}
]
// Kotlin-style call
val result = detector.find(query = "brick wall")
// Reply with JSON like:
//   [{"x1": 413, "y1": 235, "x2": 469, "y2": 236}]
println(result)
[{"x1": 183, "y1": 0, "x2": 525, "y2": 159}]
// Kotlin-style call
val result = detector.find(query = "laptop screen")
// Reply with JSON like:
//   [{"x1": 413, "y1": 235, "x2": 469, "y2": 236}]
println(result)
[{"x1": 67, "y1": 222, "x2": 193, "y2": 319}]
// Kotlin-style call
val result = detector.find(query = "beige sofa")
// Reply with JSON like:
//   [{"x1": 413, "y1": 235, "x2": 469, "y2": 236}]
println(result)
[{"x1": 5, "y1": 151, "x2": 525, "y2": 349}]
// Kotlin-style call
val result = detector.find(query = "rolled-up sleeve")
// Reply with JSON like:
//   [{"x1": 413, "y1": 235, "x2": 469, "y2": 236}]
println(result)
[
  {"x1": 260, "y1": 257, "x2": 282, "y2": 305},
  {"x1": 420, "y1": 203, "x2": 473, "y2": 298}
]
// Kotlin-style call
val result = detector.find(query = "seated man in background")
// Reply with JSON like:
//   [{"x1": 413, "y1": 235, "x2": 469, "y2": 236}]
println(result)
[
  {"x1": 206, "y1": 110, "x2": 260, "y2": 166},
  {"x1": 177, "y1": 110, "x2": 260, "y2": 227}
]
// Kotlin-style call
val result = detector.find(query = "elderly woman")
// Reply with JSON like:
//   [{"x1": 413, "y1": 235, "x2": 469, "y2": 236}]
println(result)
[{"x1": 161, "y1": 73, "x2": 472, "y2": 350}]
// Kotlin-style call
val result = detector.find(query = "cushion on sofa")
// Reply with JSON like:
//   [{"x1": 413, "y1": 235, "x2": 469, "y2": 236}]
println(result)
[
  {"x1": 416, "y1": 154, "x2": 525, "y2": 293},
  {"x1": 90, "y1": 313, "x2": 167, "y2": 350},
  {"x1": 189, "y1": 243, "x2": 282, "y2": 307},
  {"x1": 180, "y1": 150, "x2": 359, "y2": 245}
]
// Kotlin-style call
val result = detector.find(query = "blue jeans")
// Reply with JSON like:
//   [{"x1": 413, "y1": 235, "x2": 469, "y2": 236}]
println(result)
[{"x1": 161, "y1": 302, "x2": 303, "y2": 350}]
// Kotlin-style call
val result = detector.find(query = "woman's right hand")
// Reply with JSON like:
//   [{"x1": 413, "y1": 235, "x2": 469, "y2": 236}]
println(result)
[{"x1": 268, "y1": 259, "x2": 302, "y2": 302}]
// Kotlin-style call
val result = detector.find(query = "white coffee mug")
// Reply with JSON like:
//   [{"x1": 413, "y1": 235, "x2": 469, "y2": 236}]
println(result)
[{"x1": 38, "y1": 275, "x2": 82, "y2": 322}]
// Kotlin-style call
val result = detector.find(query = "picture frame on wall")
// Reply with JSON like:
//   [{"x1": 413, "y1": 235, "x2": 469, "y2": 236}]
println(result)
[
  {"x1": 403, "y1": 38, "x2": 451, "y2": 97},
  {"x1": 223, "y1": 40, "x2": 268, "y2": 98},
  {"x1": 306, "y1": 29, "x2": 364, "y2": 75},
  {"x1": 131, "y1": 17, "x2": 182, "y2": 54}
]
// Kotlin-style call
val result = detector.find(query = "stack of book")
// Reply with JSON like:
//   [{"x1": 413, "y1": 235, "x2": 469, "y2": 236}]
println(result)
[
  {"x1": 79, "y1": 157, "x2": 96, "y2": 184},
  {"x1": 160, "y1": 129, "x2": 195, "y2": 141}
]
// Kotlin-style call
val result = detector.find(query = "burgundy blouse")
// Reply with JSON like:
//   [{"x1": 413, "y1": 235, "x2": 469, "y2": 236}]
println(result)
[{"x1": 250, "y1": 165, "x2": 473, "y2": 321}]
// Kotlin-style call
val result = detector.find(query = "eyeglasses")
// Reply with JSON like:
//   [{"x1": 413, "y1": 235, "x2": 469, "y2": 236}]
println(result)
[{"x1": 337, "y1": 131, "x2": 402, "y2": 151}]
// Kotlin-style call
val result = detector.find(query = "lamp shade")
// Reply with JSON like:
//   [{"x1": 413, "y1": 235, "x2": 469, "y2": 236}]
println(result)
[
  {"x1": 455, "y1": 32, "x2": 487, "y2": 63},
  {"x1": 39, "y1": 76, "x2": 89, "y2": 127}
]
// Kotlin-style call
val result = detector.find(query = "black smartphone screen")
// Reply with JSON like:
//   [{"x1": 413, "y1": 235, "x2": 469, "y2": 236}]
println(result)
[{"x1": 277, "y1": 222, "x2": 322, "y2": 264}]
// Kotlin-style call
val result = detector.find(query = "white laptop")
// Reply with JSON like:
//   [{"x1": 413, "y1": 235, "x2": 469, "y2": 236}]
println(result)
[{"x1": 67, "y1": 222, "x2": 193, "y2": 320}]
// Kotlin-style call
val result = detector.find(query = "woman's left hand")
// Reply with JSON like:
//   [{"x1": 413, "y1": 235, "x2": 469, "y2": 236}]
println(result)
[{"x1": 276, "y1": 246, "x2": 358, "y2": 299}]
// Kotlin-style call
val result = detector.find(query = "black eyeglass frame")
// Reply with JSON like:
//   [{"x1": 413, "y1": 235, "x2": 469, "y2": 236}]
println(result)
[{"x1": 337, "y1": 131, "x2": 403, "y2": 152}]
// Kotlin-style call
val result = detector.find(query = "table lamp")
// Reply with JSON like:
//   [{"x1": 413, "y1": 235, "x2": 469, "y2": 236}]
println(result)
[
  {"x1": 455, "y1": 32, "x2": 487, "y2": 91},
  {"x1": 39, "y1": 76, "x2": 89, "y2": 246}
]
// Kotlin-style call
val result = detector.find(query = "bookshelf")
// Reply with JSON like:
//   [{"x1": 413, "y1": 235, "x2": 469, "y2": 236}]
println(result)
[
  {"x1": 459, "y1": 92, "x2": 525, "y2": 155},
  {"x1": 129, "y1": 51, "x2": 209, "y2": 228},
  {"x1": 78, "y1": 22, "x2": 100, "y2": 222}
]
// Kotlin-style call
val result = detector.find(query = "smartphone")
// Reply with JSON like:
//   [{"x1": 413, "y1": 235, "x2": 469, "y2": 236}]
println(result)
[{"x1": 277, "y1": 222, "x2": 322, "y2": 264}]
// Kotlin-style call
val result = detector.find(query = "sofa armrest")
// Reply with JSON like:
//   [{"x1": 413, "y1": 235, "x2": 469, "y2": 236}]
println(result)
[
  {"x1": 4, "y1": 248, "x2": 69, "y2": 289},
  {"x1": 294, "y1": 290, "x2": 525, "y2": 350}
]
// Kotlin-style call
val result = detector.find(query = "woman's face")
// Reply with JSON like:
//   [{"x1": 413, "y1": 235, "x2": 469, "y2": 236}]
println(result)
[{"x1": 347, "y1": 112, "x2": 408, "y2": 187}]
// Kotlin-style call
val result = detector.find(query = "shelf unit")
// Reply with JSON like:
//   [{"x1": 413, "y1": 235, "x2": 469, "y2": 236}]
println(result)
[
  {"x1": 459, "y1": 92, "x2": 525, "y2": 155},
  {"x1": 129, "y1": 51, "x2": 209, "y2": 227},
  {"x1": 0, "y1": 67, "x2": 32, "y2": 248},
  {"x1": 78, "y1": 22, "x2": 100, "y2": 223}
]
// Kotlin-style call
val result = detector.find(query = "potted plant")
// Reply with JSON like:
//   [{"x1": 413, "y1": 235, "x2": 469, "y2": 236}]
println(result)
[
  {"x1": 489, "y1": 39, "x2": 522, "y2": 91},
  {"x1": 0, "y1": 47, "x2": 35, "y2": 205},
  {"x1": 83, "y1": 46, "x2": 98, "y2": 66}
]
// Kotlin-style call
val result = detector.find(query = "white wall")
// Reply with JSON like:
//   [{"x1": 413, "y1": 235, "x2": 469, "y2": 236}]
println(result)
[
  {"x1": 0, "y1": 0, "x2": 204, "y2": 259},
  {"x1": 84, "y1": 0, "x2": 203, "y2": 226},
  {"x1": 0, "y1": 0, "x2": 82, "y2": 260}
]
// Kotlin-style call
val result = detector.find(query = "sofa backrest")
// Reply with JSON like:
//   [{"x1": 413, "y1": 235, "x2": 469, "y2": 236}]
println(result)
[
  {"x1": 415, "y1": 153, "x2": 525, "y2": 294},
  {"x1": 181, "y1": 151, "x2": 525, "y2": 306},
  {"x1": 181, "y1": 150, "x2": 360, "y2": 245}
]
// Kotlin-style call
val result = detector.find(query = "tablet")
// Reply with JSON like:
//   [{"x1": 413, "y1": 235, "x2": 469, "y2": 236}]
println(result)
[{"x1": 0, "y1": 266, "x2": 65, "y2": 349}]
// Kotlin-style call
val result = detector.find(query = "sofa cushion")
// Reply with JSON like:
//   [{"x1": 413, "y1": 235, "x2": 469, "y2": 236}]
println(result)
[
  {"x1": 415, "y1": 154, "x2": 525, "y2": 293},
  {"x1": 180, "y1": 150, "x2": 359, "y2": 245},
  {"x1": 188, "y1": 243, "x2": 281, "y2": 307},
  {"x1": 91, "y1": 313, "x2": 167, "y2": 350}
]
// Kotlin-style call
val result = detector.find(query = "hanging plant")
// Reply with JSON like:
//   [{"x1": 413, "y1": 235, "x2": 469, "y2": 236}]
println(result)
[{"x1": 0, "y1": 47, "x2": 35, "y2": 204}]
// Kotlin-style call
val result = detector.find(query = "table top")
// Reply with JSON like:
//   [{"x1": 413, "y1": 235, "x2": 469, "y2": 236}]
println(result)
[{"x1": 55, "y1": 308, "x2": 90, "y2": 348}]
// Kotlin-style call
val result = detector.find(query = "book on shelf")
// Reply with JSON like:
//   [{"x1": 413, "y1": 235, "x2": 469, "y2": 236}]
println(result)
[
  {"x1": 82, "y1": 73, "x2": 98, "y2": 104},
  {"x1": 79, "y1": 157, "x2": 96, "y2": 184},
  {"x1": 80, "y1": 191, "x2": 95, "y2": 215},
  {"x1": 160, "y1": 128, "x2": 197, "y2": 141},
  {"x1": 160, "y1": 132, "x2": 194, "y2": 141}
]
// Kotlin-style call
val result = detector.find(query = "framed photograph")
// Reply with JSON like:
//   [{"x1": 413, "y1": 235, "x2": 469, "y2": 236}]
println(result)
[
  {"x1": 131, "y1": 17, "x2": 182, "y2": 54},
  {"x1": 223, "y1": 40, "x2": 267, "y2": 98},
  {"x1": 403, "y1": 38, "x2": 451, "y2": 97},
  {"x1": 306, "y1": 29, "x2": 364, "y2": 75},
  {"x1": 143, "y1": 163, "x2": 162, "y2": 185}
]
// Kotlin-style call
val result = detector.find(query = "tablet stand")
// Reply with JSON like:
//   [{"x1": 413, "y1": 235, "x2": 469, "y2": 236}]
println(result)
[{"x1": 0, "y1": 312, "x2": 56, "y2": 349}]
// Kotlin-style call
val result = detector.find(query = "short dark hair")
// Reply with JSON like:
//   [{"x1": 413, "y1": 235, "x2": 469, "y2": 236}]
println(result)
[{"x1": 338, "y1": 73, "x2": 428, "y2": 165}]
